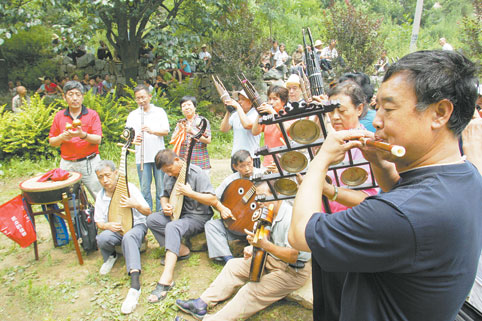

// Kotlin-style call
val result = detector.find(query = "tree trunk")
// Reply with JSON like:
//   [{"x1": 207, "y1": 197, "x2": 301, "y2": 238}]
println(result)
[{"x1": 119, "y1": 43, "x2": 140, "y2": 83}]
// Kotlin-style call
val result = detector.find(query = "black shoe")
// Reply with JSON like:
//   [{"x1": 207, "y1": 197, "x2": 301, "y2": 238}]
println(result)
[{"x1": 176, "y1": 299, "x2": 207, "y2": 320}]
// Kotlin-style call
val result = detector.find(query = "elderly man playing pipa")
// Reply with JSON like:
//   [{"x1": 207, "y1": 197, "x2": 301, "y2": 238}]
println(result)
[{"x1": 93, "y1": 160, "x2": 151, "y2": 314}]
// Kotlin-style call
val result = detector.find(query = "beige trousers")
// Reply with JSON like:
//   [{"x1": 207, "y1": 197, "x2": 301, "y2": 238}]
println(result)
[{"x1": 200, "y1": 255, "x2": 310, "y2": 321}]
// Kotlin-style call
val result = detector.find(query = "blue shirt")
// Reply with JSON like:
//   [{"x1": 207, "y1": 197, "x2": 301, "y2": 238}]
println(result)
[
  {"x1": 360, "y1": 108, "x2": 376, "y2": 132},
  {"x1": 306, "y1": 162, "x2": 482, "y2": 321}
]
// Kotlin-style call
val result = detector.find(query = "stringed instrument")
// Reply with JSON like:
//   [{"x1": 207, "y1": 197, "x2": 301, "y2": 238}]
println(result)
[
  {"x1": 108, "y1": 127, "x2": 135, "y2": 235},
  {"x1": 220, "y1": 179, "x2": 257, "y2": 236},
  {"x1": 169, "y1": 117, "x2": 208, "y2": 220},
  {"x1": 249, "y1": 204, "x2": 275, "y2": 282}
]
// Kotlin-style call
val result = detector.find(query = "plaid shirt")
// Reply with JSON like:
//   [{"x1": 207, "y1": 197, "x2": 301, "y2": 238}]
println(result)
[{"x1": 177, "y1": 115, "x2": 211, "y2": 169}]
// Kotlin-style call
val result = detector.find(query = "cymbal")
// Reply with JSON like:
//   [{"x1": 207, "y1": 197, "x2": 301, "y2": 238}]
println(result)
[
  {"x1": 289, "y1": 119, "x2": 321, "y2": 144},
  {"x1": 274, "y1": 178, "x2": 298, "y2": 196},
  {"x1": 340, "y1": 167, "x2": 368, "y2": 186},
  {"x1": 280, "y1": 151, "x2": 308, "y2": 173}
]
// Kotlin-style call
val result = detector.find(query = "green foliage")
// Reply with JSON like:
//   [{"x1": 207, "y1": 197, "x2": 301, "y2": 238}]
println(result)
[
  {"x1": 324, "y1": 2, "x2": 384, "y2": 73},
  {"x1": 209, "y1": 1, "x2": 268, "y2": 90},
  {"x1": 2, "y1": 26, "x2": 57, "y2": 88},
  {"x1": 0, "y1": 94, "x2": 60, "y2": 160},
  {"x1": 461, "y1": 0, "x2": 482, "y2": 73},
  {"x1": 81, "y1": 90, "x2": 131, "y2": 144}
]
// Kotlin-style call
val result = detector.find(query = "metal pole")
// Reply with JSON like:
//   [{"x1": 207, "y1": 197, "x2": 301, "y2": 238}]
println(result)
[{"x1": 409, "y1": 0, "x2": 424, "y2": 52}]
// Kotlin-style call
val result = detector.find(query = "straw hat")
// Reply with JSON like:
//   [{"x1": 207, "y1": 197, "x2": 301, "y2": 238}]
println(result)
[{"x1": 314, "y1": 40, "x2": 323, "y2": 48}]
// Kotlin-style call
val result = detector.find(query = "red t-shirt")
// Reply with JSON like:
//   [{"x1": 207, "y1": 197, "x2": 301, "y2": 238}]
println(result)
[
  {"x1": 45, "y1": 83, "x2": 58, "y2": 94},
  {"x1": 49, "y1": 106, "x2": 102, "y2": 160}
]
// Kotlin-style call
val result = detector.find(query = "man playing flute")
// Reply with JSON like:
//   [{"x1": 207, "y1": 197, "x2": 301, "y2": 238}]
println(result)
[
  {"x1": 289, "y1": 50, "x2": 482, "y2": 321},
  {"x1": 126, "y1": 84, "x2": 169, "y2": 211}
]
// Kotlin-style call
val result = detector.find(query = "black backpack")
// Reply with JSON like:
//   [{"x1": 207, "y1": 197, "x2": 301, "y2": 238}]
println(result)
[{"x1": 75, "y1": 206, "x2": 98, "y2": 253}]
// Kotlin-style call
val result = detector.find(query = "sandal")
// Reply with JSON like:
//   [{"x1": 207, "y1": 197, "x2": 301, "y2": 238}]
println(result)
[
  {"x1": 148, "y1": 282, "x2": 175, "y2": 303},
  {"x1": 160, "y1": 253, "x2": 191, "y2": 266}
]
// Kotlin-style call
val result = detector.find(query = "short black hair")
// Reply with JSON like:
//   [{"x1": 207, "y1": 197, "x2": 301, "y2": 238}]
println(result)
[
  {"x1": 267, "y1": 85, "x2": 289, "y2": 105},
  {"x1": 384, "y1": 50, "x2": 478, "y2": 136},
  {"x1": 180, "y1": 96, "x2": 197, "y2": 108},
  {"x1": 337, "y1": 72, "x2": 374, "y2": 103},
  {"x1": 154, "y1": 149, "x2": 177, "y2": 169},
  {"x1": 232, "y1": 150, "x2": 252, "y2": 167}
]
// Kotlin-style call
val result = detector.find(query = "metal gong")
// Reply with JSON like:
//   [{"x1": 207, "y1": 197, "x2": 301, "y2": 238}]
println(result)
[
  {"x1": 274, "y1": 178, "x2": 298, "y2": 196},
  {"x1": 280, "y1": 151, "x2": 308, "y2": 173},
  {"x1": 289, "y1": 119, "x2": 321, "y2": 144},
  {"x1": 340, "y1": 167, "x2": 368, "y2": 186}
]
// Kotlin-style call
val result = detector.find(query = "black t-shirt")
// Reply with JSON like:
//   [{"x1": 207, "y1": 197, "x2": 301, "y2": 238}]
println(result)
[{"x1": 306, "y1": 162, "x2": 482, "y2": 321}]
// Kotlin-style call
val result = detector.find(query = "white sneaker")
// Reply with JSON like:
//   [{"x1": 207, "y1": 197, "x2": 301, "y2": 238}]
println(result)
[
  {"x1": 121, "y1": 288, "x2": 141, "y2": 314},
  {"x1": 99, "y1": 255, "x2": 118, "y2": 275}
]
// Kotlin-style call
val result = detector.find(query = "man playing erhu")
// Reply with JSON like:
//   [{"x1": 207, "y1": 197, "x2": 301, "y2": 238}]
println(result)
[
  {"x1": 176, "y1": 181, "x2": 311, "y2": 321},
  {"x1": 93, "y1": 160, "x2": 151, "y2": 314}
]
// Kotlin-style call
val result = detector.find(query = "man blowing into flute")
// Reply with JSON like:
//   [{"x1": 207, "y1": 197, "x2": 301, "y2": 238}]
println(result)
[{"x1": 289, "y1": 50, "x2": 482, "y2": 321}]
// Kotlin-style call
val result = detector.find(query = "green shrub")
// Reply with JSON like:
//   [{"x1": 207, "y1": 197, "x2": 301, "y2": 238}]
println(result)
[
  {"x1": 0, "y1": 94, "x2": 60, "y2": 160},
  {"x1": 81, "y1": 90, "x2": 131, "y2": 144}
]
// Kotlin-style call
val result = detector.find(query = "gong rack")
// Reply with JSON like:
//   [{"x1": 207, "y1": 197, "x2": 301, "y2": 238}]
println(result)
[{"x1": 251, "y1": 100, "x2": 379, "y2": 203}]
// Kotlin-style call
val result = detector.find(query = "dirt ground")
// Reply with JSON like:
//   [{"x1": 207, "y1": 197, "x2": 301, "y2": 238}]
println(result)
[{"x1": 0, "y1": 158, "x2": 311, "y2": 321}]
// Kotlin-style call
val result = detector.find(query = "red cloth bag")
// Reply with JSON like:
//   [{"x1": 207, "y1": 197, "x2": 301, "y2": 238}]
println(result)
[{"x1": 0, "y1": 195, "x2": 37, "y2": 248}]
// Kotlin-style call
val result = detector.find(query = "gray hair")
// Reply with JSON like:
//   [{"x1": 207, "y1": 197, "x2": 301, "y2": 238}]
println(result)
[
  {"x1": 63, "y1": 81, "x2": 85, "y2": 94},
  {"x1": 95, "y1": 160, "x2": 116, "y2": 174},
  {"x1": 134, "y1": 84, "x2": 149, "y2": 94}
]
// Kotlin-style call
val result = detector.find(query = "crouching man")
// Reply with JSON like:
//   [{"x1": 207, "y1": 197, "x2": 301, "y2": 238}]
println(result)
[
  {"x1": 94, "y1": 160, "x2": 152, "y2": 314},
  {"x1": 175, "y1": 181, "x2": 311, "y2": 320}
]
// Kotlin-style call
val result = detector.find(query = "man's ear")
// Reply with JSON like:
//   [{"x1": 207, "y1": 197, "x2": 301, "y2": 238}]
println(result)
[{"x1": 431, "y1": 99, "x2": 453, "y2": 130}]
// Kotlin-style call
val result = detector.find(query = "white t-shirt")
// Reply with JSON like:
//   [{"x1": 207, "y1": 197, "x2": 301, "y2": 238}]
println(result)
[
  {"x1": 94, "y1": 183, "x2": 149, "y2": 226},
  {"x1": 274, "y1": 51, "x2": 289, "y2": 67},
  {"x1": 229, "y1": 107, "x2": 260, "y2": 157},
  {"x1": 442, "y1": 43, "x2": 454, "y2": 51},
  {"x1": 126, "y1": 104, "x2": 169, "y2": 164},
  {"x1": 321, "y1": 46, "x2": 338, "y2": 60},
  {"x1": 199, "y1": 51, "x2": 211, "y2": 60}
]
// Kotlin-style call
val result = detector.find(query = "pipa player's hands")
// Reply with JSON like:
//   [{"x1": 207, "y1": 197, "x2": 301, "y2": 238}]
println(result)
[
  {"x1": 176, "y1": 183, "x2": 193, "y2": 197},
  {"x1": 120, "y1": 195, "x2": 138, "y2": 209},
  {"x1": 105, "y1": 222, "x2": 122, "y2": 232},
  {"x1": 162, "y1": 203, "x2": 173, "y2": 217}
]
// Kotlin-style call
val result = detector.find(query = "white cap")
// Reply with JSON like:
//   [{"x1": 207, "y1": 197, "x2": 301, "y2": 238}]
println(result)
[
  {"x1": 314, "y1": 40, "x2": 323, "y2": 48},
  {"x1": 285, "y1": 74, "x2": 301, "y2": 87},
  {"x1": 238, "y1": 90, "x2": 249, "y2": 99}
]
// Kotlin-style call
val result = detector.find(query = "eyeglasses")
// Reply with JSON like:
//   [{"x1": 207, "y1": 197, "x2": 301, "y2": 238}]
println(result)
[{"x1": 135, "y1": 96, "x2": 149, "y2": 102}]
